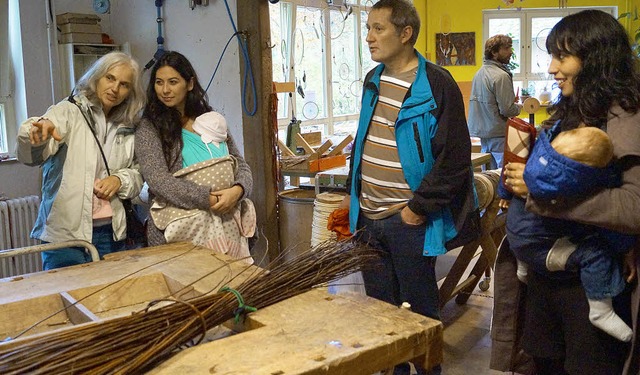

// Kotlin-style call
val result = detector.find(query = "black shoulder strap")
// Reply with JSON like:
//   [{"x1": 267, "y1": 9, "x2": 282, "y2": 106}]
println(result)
[{"x1": 68, "y1": 94, "x2": 111, "y2": 176}]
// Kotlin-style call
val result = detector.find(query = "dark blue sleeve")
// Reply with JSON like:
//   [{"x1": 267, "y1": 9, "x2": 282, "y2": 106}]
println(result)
[{"x1": 497, "y1": 167, "x2": 514, "y2": 200}]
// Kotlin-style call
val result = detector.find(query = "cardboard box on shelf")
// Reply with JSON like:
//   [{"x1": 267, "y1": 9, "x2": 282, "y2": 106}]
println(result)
[
  {"x1": 61, "y1": 32, "x2": 103, "y2": 44},
  {"x1": 56, "y1": 12, "x2": 101, "y2": 25},
  {"x1": 59, "y1": 23, "x2": 102, "y2": 34}
]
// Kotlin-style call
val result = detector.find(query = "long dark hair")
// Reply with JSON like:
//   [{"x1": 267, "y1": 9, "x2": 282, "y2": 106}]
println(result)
[
  {"x1": 142, "y1": 51, "x2": 212, "y2": 166},
  {"x1": 546, "y1": 9, "x2": 640, "y2": 130}
]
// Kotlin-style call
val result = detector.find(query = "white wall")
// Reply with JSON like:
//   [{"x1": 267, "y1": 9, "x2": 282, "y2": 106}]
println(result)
[
  {"x1": 0, "y1": 0, "x2": 244, "y2": 199},
  {"x1": 0, "y1": 0, "x2": 54, "y2": 199},
  {"x1": 55, "y1": 0, "x2": 244, "y2": 147}
]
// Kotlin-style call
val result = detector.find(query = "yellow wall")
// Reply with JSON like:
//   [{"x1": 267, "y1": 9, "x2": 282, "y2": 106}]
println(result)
[
  {"x1": 414, "y1": 0, "x2": 640, "y2": 121},
  {"x1": 416, "y1": 0, "x2": 639, "y2": 82}
]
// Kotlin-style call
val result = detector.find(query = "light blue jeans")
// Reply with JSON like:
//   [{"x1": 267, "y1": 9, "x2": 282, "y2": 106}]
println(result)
[
  {"x1": 480, "y1": 136, "x2": 505, "y2": 170},
  {"x1": 41, "y1": 224, "x2": 125, "y2": 270}
]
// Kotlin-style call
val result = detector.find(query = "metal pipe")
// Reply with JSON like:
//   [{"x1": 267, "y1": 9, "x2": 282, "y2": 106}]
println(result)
[{"x1": 0, "y1": 240, "x2": 100, "y2": 263}]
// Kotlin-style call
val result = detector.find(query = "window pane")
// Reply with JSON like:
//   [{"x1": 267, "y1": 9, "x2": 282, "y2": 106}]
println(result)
[
  {"x1": 528, "y1": 80, "x2": 557, "y2": 104},
  {"x1": 294, "y1": 7, "x2": 326, "y2": 121},
  {"x1": 270, "y1": 3, "x2": 290, "y2": 120},
  {"x1": 488, "y1": 18, "x2": 521, "y2": 74},
  {"x1": 359, "y1": 8, "x2": 375, "y2": 114},
  {"x1": 361, "y1": 10, "x2": 376, "y2": 76},
  {"x1": 331, "y1": 9, "x2": 358, "y2": 117},
  {"x1": 0, "y1": 103, "x2": 6, "y2": 154},
  {"x1": 271, "y1": 1, "x2": 381, "y2": 140},
  {"x1": 513, "y1": 80, "x2": 523, "y2": 97},
  {"x1": 359, "y1": 0, "x2": 379, "y2": 7},
  {"x1": 530, "y1": 17, "x2": 562, "y2": 74},
  {"x1": 334, "y1": 118, "x2": 358, "y2": 138},
  {"x1": 301, "y1": 123, "x2": 324, "y2": 135}
]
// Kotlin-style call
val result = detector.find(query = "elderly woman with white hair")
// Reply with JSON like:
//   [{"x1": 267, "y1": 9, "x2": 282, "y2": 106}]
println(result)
[{"x1": 17, "y1": 51, "x2": 145, "y2": 270}]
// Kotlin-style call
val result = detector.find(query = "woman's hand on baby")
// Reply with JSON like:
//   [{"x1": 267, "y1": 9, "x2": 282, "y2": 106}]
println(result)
[
  {"x1": 504, "y1": 162, "x2": 529, "y2": 197},
  {"x1": 94, "y1": 176, "x2": 121, "y2": 200},
  {"x1": 210, "y1": 185, "x2": 244, "y2": 214},
  {"x1": 623, "y1": 247, "x2": 638, "y2": 283},
  {"x1": 498, "y1": 199, "x2": 510, "y2": 209}
]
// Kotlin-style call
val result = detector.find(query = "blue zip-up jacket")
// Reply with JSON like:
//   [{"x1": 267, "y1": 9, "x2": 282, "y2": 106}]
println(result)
[
  {"x1": 501, "y1": 123, "x2": 636, "y2": 273},
  {"x1": 498, "y1": 123, "x2": 621, "y2": 201},
  {"x1": 346, "y1": 52, "x2": 480, "y2": 255}
]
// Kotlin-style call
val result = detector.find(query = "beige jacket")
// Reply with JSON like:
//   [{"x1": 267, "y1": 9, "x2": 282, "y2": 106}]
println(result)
[{"x1": 16, "y1": 95, "x2": 142, "y2": 242}]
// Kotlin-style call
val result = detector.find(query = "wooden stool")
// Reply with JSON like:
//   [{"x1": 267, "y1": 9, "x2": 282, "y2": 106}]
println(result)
[{"x1": 438, "y1": 170, "x2": 504, "y2": 309}]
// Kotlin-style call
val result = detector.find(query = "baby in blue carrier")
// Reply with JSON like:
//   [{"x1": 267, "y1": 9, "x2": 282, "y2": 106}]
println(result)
[{"x1": 499, "y1": 124, "x2": 635, "y2": 342}]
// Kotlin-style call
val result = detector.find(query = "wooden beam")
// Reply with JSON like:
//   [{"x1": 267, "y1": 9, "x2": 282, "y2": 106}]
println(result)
[
  {"x1": 237, "y1": 0, "x2": 279, "y2": 266},
  {"x1": 327, "y1": 134, "x2": 353, "y2": 157},
  {"x1": 310, "y1": 139, "x2": 333, "y2": 160},
  {"x1": 295, "y1": 133, "x2": 315, "y2": 155},
  {"x1": 277, "y1": 138, "x2": 295, "y2": 157},
  {"x1": 60, "y1": 291, "x2": 100, "y2": 325}
]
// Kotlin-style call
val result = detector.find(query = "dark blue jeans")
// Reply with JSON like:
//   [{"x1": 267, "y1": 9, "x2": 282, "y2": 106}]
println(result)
[
  {"x1": 512, "y1": 230, "x2": 628, "y2": 300},
  {"x1": 355, "y1": 212, "x2": 440, "y2": 320},
  {"x1": 355, "y1": 212, "x2": 442, "y2": 375},
  {"x1": 42, "y1": 224, "x2": 125, "y2": 270}
]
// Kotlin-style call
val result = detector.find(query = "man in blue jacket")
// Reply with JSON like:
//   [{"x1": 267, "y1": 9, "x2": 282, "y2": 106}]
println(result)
[{"x1": 339, "y1": 1, "x2": 479, "y2": 373}]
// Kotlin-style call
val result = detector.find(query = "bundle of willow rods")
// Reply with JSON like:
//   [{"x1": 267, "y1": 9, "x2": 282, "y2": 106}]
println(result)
[{"x1": 0, "y1": 240, "x2": 377, "y2": 374}]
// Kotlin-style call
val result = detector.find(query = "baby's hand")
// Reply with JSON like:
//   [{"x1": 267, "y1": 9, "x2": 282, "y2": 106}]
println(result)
[{"x1": 499, "y1": 199, "x2": 510, "y2": 209}]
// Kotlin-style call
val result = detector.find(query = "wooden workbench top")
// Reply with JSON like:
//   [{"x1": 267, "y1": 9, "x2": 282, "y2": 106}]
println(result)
[
  {"x1": 0, "y1": 243, "x2": 443, "y2": 373},
  {"x1": 0, "y1": 243, "x2": 253, "y2": 303},
  {"x1": 150, "y1": 289, "x2": 443, "y2": 374}
]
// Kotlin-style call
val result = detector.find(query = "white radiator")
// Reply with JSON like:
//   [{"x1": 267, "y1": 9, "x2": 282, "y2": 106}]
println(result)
[{"x1": 0, "y1": 195, "x2": 42, "y2": 277}]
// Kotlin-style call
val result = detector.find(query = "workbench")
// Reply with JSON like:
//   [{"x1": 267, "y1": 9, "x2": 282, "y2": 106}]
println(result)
[
  {"x1": 150, "y1": 288, "x2": 442, "y2": 374},
  {"x1": 0, "y1": 243, "x2": 443, "y2": 373},
  {"x1": 314, "y1": 152, "x2": 492, "y2": 193}
]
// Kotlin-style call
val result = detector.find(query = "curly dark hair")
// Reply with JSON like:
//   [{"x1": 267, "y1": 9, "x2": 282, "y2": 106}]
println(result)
[
  {"x1": 142, "y1": 51, "x2": 212, "y2": 166},
  {"x1": 546, "y1": 9, "x2": 640, "y2": 130},
  {"x1": 484, "y1": 34, "x2": 512, "y2": 61}
]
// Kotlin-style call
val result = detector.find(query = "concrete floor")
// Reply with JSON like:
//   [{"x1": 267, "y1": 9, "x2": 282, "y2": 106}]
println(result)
[
  {"x1": 438, "y1": 276, "x2": 503, "y2": 375},
  {"x1": 341, "y1": 250, "x2": 504, "y2": 375},
  {"x1": 367, "y1": 247, "x2": 505, "y2": 375}
]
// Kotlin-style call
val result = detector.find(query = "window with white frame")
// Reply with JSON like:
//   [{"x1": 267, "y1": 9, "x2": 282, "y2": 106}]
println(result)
[
  {"x1": 269, "y1": 0, "x2": 379, "y2": 144},
  {"x1": 0, "y1": 0, "x2": 10, "y2": 156},
  {"x1": 484, "y1": 6, "x2": 616, "y2": 104}
]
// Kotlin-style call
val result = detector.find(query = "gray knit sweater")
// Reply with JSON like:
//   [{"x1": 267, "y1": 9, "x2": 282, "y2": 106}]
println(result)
[{"x1": 135, "y1": 118, "x2": 253, "y2": 246}]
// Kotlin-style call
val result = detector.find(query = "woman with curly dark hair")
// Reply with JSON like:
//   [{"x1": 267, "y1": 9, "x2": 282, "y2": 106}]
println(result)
[
  {"x1": 495, "y1": 9, "x2": 640, "y2": 375},
  {"x1": 135, "y1": 51, "x2": 253, "y2": 260},
  {"x1": 544, "y1": 11, "x2": 640, "y2": 130}
]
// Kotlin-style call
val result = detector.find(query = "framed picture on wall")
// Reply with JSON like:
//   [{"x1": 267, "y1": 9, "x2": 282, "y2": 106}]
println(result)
[{"x1": 435, "y1": 32, "x2": 476, "y2": 66}]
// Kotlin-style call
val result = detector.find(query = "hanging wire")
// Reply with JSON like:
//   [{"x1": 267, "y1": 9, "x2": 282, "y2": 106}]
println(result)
[
  {"x1": 319, "y1": 10, "x2": 347, "y2": 40},
  {"x1": 205, "y1": 0, "x2": 258, "y2": 116},
  {"x1": 293, "y1": 28, "x2": 305, "y2": 66},
  {"x1": 205, "y1": 31, "x2": 242, "y2": 92}
]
